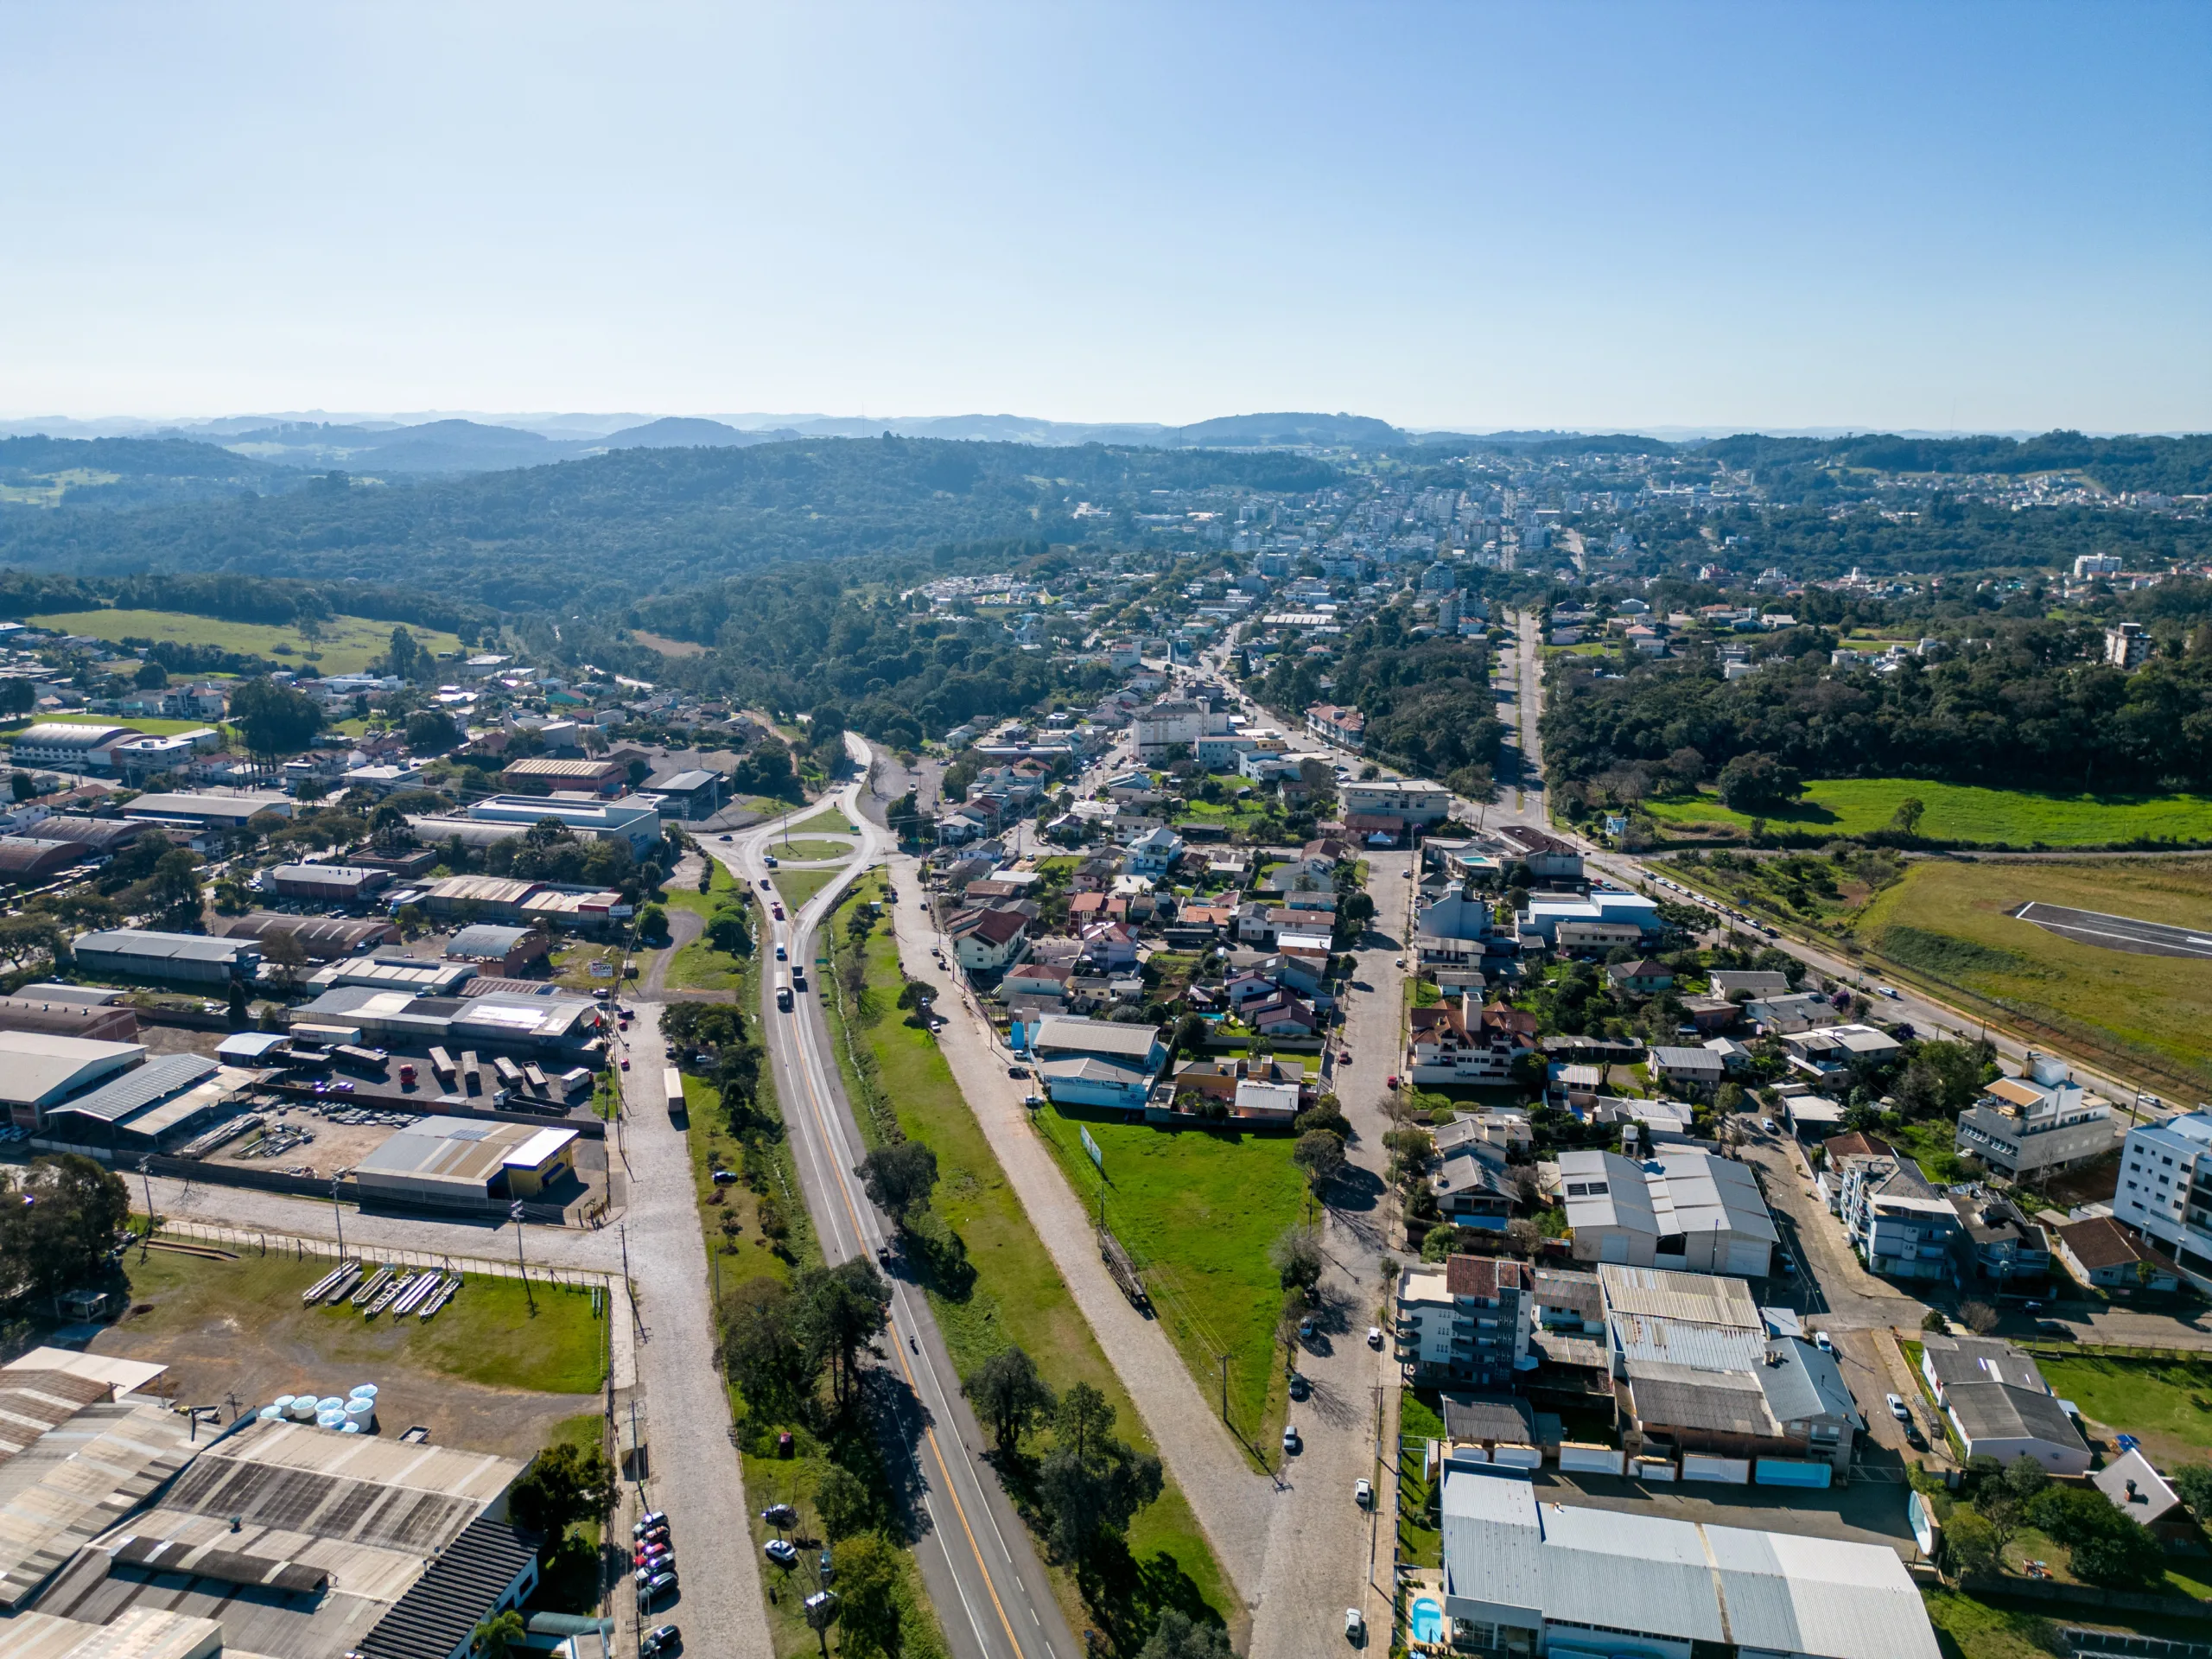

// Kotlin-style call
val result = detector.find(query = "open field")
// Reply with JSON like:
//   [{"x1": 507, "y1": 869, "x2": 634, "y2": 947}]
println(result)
[
  {"x1": 628, "y1": 630, "x2": 706, "y2": 658},
  {"x1": 787, "y1": 806, "x2": 855, "y2": 836},
  {"x1": 1645, "y1": 779, "x2": 2212, "y2": 848},
  {"x1": 1032, "y1": 1103, "x2": 1306, "y2": 1462},
  {"x1": 88, "y1": 1246, "x2": 606, "y2": 1458},
  {"x1": 660, "y1": 858, "x2": 749, "y2": 991},
  {"x1": 25, "y1": 608, "x2": 464, "y2": 677},
  {"x1": 821, "y1": 876, "x2": 1236, "y2": 1645},
  {"x1": 2032, "y1": 1352, "x2": 2212, "y2": 1465},
  {"x1": 8, "y1": 711, "x2": 230, "y2": 737},
  {"x1": 1852, "y1": 858, "x2": 2212, "y2": 1096}
]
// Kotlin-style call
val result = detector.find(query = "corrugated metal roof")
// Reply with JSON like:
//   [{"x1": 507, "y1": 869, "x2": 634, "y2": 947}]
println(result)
[
  {"x1": 75, "y1": 930, "x2": 253, "y2": 964},
  {"x1": 1599, "y1": 1262, "x2": 1764, "y2": 1327},
  {"x1": 1626, "y1": 1361, "x2": 1777, "y2": 1435},
  {"x1": 47, "y1": 1054, "x2": 217, "y2": 1123},
  {"x1": 1609, "y1": 1314, "x2": 1769, "y2": 1371},
  {"x1": 1440, "y1": 1469, "x2": 1939, "y2": 1659}
]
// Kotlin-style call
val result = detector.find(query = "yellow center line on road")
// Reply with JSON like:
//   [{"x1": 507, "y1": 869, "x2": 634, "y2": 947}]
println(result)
[{"x1": 772, "y1": 821, "x2": 1035, "y2": 1659}]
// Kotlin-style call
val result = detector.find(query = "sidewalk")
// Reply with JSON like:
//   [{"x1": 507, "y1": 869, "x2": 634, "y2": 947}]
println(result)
[{"x1": 887, "y1": 853, "x2": 1274, "y2": 1605}]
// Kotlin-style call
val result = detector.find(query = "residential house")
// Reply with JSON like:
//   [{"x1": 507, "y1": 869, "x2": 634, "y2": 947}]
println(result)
[
  {"x1": 2093, "y1": 1450, "x2": 2195, "y2": 1541},
  {"x1": 1433, "y1": 1148, "x2": 1515, "y2": 1231},
  {"x1": 2051, "y1": 1216, "x2": 2178, "y2": 1292},
  {"x1": 1031, "y1": 1014, "x2": 1166, "y2": 1115},
  {"x1": 1078, "y1": 920, "x2": 1139, "y2": 970},
  {"x1": 1339, "y1": 779, "x2": 1452, "y2": 826},
  {"x1": 1709, "y1": 969, "x2": 1791, "y2": 1001},
  {"x1": 1001, "y1": 960, "x2": 1073, "y2": 1002},
  {"x1": 1557, "y1": 1148, "x2": 1776, "y2": 1275},
  {"x1": 1554, "y1": 919, "x2": 1646, "y2": 957},
  {"x1": 1745, "y1": 991, "x2": 1840, "y2": 1033},
  {"x1": 1406, "y1": 996, "x2": 1539, "y2": 1085},
  {"x1": 1239, "y1": 990, "x2": 1319, "y2": 1039},
  {"x1": 1918, "y1": 1335, "x2": 2090, "y2": 1473},
  {"x1": 1167, "y1": 1056, "x2": 1313, "y2": 1118},
  {"x1": 1434, "y1": 1110, "x2": 1533, "y2": 1160},
  {"x1": 948, "y1": 908, "x2": 1030, "y2": 973},
  {"x1": 1413, "y1": 893, "x2": 1502, "y2": 971},
  {"x1": 1392, "y1": 1255, "x2": 1530, "y2": 1388},
  {"x1": 1304, "y1": 703, "x2": 1366, "y2": 752},
  {"x1": 2111, "y1": 1109, "x2": 2212, "y2": 1281},
  {"x1": 1780, "y1": 1094, "x2": 1847, "y2": 1141},
  {"x1": 1951, "y1": 1192, "x2": 2050, "y2": 1286},
  {"x1": 1606, "y1": 958, "x2": 1674, "y2": 995},
  {"x1": 1123, "y1": 825, "x2": 1185, "y2": 877},
  {"x1": 1490, "y1": 824, "x2": 1584, "y2": 881},
  {"x1": 1783, "y1": 1022, "x2": 1902, "y2": 1079},
  {"x1": 1955, "y1": 1054, "x2": 2116, "y2": 1180}
]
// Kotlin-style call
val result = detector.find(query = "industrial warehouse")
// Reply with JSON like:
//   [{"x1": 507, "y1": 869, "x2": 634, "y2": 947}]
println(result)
[
  {"x1": 7, "y1": 1370, "x2": 544, "y2": 1659},
  {"x1": 352, "y1": 1115, "x2": 579, "y2": 1209}
]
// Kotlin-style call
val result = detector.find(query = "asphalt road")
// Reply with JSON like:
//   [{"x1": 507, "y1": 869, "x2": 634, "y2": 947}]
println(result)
[
  {"x1": 2014, "y1": 901, "x2": 2212, "y2": 959},
  {"x1": 712, "y1": 750, "x2": 1080, "y2": 1659}
]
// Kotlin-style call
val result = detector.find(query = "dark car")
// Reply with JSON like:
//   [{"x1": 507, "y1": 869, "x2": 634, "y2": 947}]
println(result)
[
  {"x1": 643, "y1": 1626, "x2": 682, "y2": 1656},
  {"x1": 633, "y1": 1511, "x2": 669, "y2": 1538},
  {"x1": 637, "y1": 1569, "x2": 677, "y2": 1605},
  {"x1": 711, "y1": 1169, "x2": 740, "y2": 1185}
]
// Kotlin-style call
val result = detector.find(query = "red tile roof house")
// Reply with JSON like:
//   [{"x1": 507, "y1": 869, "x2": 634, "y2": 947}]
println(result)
[{"x1": 949, "y1": 906, "x2": 1030, "y2": 972}]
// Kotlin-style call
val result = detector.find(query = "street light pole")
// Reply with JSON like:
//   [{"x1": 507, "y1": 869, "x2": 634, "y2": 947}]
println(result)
[
  {"x1": 329, "y1": 1177, "x2": 345, "y2": 1262},
  {"x1": 511, "y1": 1202, "x2": 534, "y2": 1313},
  {"x1": 137, "y1": 1157, "x2": 154, "y2": 1257}
]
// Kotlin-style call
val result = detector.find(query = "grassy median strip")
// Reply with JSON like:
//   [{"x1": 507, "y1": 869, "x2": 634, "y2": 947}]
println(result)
[
  {"x1": 823, "y1": 874, "x2": 1238, "y2": 1649},
  {"x1": 673, "y1": 892, "x2": 945, "y2": 1659}
]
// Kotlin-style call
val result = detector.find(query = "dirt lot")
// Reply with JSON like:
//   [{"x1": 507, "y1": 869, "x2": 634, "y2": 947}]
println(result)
[{"x1": 87, "y1": 1244, "x2": 607, "y2": 1461}]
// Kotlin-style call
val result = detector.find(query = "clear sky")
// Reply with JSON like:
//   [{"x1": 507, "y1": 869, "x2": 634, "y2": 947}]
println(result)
[{"x1": 1, "y1": 1, "x2": 2205, "y2": 433}]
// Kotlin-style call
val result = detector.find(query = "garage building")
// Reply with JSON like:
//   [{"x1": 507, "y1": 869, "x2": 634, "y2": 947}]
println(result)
[
  {"x1": 266, "y1": 863, "x2": 391, "y2": 904},
  {"x1": 219, "y1": 912, "x2": 402, "y2": 960},
  {"x1": 72, "y1": 930, "x2": 261, "y2": 987}
]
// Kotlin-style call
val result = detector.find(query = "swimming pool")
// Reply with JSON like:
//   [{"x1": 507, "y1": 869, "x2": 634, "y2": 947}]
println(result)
[{"x1": 1410, "y1": 1597, "x2": 1443, "y2": 1643}]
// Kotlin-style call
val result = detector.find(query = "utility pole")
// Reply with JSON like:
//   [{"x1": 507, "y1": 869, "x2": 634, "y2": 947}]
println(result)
[
  {"x1": 1219, "y1": 1353, "x2": 1230, "y2": 1425},
  {"x1": 329, "y1": 1176, "x2": 345, "y2": 1262},
  {"x1": 137, "y1": 1157, "x2": 154, "y2": 1258},
  {"x1": 512, "y1": 1202, "x2": 534, "y2": 1313}
]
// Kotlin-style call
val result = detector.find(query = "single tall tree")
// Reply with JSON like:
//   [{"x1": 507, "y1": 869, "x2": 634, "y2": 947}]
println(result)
[{"x1": 962, "y1": 1345, "x2": 1056, "y2": 1457}]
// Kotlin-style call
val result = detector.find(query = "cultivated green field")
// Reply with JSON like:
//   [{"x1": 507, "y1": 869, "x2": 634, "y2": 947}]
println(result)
[
  {"x1": 1644, "y1": 779, "x2": 2212, "y2": 848},
  {"x1": 1854, "y1": 858, "x2": 2212, "y2": 1095},
  {"x1": 1033, "y1": 1106, "x2": 1306, "y2": 1461},
  {"x1": 26, "y1": 608, "x2": 463, "y2": 677}
]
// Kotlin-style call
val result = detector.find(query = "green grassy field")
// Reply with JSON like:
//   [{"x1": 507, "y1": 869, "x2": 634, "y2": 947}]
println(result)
[
  {"x1": 1032, "y1": 1103, "x2": 1306, "y2": 1465},
  {"x1": 772, "y1": 868, "x2": 838, "y2": 912},
  {"x1": 117, "y1": 1249, "x2": 607, "y2": 1394},
  {"x1": 2032, "y1": 1353, "x2": 2212, "y2": 1465},
  {"x1": 1853, "y1": 858, "x2": 2212, "y2": 1096},
  {"x1": 772, "y1": 838, "x2": 855, "y2": 861},
  {"x1": 26, "y1": 608, "x2": 464, "y2": 677},
  {"x1": 820, "y1": 876, "x2": 1236, "y2": 1646},
  {"x1": 10, "y1": 711, "x2": 229, "y2": 737},
  {"x1": 788, "y1": 806, "x2": 855, "y2": 836},
  {"x1": 660, "y1": 859, "x2": 750, "y2": 991},
  {"x1": 1643, "y1": 779, "x2": 2212, "y2": 848}
]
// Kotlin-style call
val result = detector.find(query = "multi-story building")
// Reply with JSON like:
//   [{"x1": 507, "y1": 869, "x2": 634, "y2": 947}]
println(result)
[
  {"x1": 1406, "y1": 995, "x2": 1538, "y2": 1085},
  {"x1": 1132, "y1": 698, "x2": 1228, "y2": 760},
  {"x1": 2105, "y1": 620, "x2": 2150, "y2": 669},
  {"x1": 1955, "y1": 1055, "x2": 2116, "y2": 1179},
  {"x1": 1393, "y1": 1255, "x2": 1530, "y2": 1388},
  {"x1": 1833, "y1": 1150, "x2": 1961, "y2": 1281},
  {"x1": 1952, "y1": 1192, "x2": 2050, "y2": 1285},
  {"x1": 1302, "y1": 702, "x2": 1366, "y2": 752},
  {"x1": 2113, "y1": 1109, "x2": 2212, "y2": 1282},
  {"x1": 1339, "y1": 778, "x2": 1452, "y2": 825}
]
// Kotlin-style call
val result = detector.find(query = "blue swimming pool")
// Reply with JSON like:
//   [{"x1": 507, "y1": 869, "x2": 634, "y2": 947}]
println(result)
[{"x1": 1410, "y1": 1597, "x2": 1443, "y2": 1643}]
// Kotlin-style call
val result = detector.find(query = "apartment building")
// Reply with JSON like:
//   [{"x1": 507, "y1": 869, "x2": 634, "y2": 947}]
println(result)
[
  {"x1": 1392, "y1": 1255, "x2": 1530, "y2": 1388},
  {"x1": 2112, "y1": 1109, "x2": 2212, "y2": 1282},
  {"x1": 1831, "y1": 1148, "x2": 1961, "y2": 1282},
  {"x1": 1955, "y1": 1054, "x2": 2116, "y2": 1179}
]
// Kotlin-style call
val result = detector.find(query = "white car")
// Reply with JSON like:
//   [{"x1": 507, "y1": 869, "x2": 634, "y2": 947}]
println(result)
[
  {"x1": 1760, "y1": 1117, "x2": 1778, "y2": 1134},
  {"x1": 1344, "y1": 1608, "x2": 1364, "y2": 1641},
  {"x1": 1813, "y1": 1331, "x2": 1834, "y2": 1353},
  {"x1": 1354, "y1": 1478, "x2": 1373, "y2": 1507},
  {"x1": 1367, "y1": 1325, "x2": 1382, "y2": 1348},
  {"x1": 1886, "y1": 1394, "x2": 1910, "y2": 1421},
  {"x1": 1282, "y1": 1425, "x2": 1300, "y2": 1453}
]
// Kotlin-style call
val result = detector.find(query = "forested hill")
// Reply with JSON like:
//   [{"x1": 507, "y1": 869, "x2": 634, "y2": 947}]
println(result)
[
  {"x1": 0, "y1": 435, "x2": 1335, "y2": 610},
  {"x1": 1700, "y1": 430, "x2": 2212, "y2": 497},
  {"x1": 0, "y1": 434, "x2": 302, "y2": 506}
]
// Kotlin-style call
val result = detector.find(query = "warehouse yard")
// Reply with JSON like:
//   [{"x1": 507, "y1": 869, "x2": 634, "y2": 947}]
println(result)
[{"x1": 88, "y1": 1248, "x2": 607, "y2": 1460}]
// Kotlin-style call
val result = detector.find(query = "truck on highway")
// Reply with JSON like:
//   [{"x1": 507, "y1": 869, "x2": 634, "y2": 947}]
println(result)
[{"x1": 775, "y1": 971, "x2": 793, "y2": 1011}]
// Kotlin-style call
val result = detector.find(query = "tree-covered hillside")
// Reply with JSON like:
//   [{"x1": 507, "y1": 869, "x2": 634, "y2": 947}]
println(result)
[{"x1": 0, "y1": 435, "x2": 1334, "y2": 610}]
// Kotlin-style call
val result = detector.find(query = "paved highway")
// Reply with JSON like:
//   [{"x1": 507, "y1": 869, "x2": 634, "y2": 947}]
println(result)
[{"x1": 709, "y1": 746, "x2": 1080, "y2": 1659}]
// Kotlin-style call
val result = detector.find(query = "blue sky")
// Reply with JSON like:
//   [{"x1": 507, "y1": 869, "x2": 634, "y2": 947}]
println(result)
[{"x1": 0, "y1": 1, "x2": 2204, "y2": 432}]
